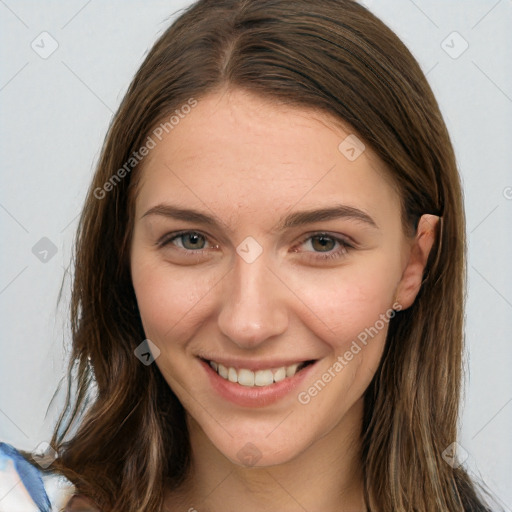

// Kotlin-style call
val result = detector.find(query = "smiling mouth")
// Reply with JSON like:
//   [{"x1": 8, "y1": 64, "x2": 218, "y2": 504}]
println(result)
[{"x1": 204, "y1": 359, "x2": 316, "y2": 387}]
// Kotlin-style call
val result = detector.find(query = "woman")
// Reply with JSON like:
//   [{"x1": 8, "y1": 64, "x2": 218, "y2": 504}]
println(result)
[{"x1": 5, "y1": 0, "x2": 494, "y2": 510}]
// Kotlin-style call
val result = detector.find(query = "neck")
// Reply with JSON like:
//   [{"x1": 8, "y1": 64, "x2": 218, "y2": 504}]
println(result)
[{"x1": 166, "y1": 399, "x2": 367, "y2": 512}]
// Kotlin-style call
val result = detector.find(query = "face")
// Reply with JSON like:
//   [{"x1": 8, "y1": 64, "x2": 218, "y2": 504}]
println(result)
[{"x1": 130, "y1": 88, "x2": 412, "y2": 467}]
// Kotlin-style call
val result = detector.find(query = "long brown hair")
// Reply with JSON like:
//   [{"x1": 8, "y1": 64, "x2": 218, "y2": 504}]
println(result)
[{"x1": 31, "y1": 0, "x2": 491, "y2": 510}]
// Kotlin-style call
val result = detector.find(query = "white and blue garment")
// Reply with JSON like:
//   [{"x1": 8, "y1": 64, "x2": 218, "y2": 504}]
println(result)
[{"x1": 0, "y1": 442, "x2": 75, "y2": 511}]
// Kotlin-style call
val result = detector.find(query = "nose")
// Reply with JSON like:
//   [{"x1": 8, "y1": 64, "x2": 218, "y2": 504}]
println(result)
[{"x1": 217, "y1": 252, "x2": 289, "y2": 349}]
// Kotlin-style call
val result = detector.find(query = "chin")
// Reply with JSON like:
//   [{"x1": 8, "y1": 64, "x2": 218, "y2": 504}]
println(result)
[{"x1": 215, "y1": 429, "x2": 312, "y2": 468}]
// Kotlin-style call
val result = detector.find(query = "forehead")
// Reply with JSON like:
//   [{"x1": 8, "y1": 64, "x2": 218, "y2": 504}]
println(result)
[{"x1": 134, "y1": 89, "x2": 400, "y2": 228}]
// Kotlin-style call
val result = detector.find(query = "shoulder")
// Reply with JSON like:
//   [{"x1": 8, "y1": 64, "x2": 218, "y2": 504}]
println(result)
[{"x1": 0, "y1": 441, "x2": 99, "y2": 511}]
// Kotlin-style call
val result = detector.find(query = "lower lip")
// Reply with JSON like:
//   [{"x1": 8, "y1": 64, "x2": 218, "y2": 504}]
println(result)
[{"x1": 199, "y1": 358, "x2": 317, "y2": 408}]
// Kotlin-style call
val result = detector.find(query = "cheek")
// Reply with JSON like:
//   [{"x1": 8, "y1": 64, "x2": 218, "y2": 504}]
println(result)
[
  {"x1": 290, "y1": 265, "x2": 396, "y2": 423},
  {"x1": 130, "y1": 255, "x2": 218, "y2": 343},
  {"x1": 284, "y1": 257, "x2": 399, "y2": 351}
]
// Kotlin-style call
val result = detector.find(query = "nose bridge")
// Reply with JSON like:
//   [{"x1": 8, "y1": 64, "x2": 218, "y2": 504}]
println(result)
[{"x1": 217, "y1": 250, "x2": 288, "y2": 348}]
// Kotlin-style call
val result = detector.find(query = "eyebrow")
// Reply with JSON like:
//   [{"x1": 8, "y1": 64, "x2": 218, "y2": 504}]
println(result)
[{"x1": 141, "y1": 203, "x2": 378, "y2": 231}]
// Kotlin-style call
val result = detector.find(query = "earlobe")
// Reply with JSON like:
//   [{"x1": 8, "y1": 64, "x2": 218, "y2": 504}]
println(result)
[{"x1": 395, "y1": 214, "x2": 440, "y2": 310}]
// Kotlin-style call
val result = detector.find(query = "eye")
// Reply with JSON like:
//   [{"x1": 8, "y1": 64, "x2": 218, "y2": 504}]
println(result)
[
  {"x1": 293, "y1": 233, "x2": 353, "y2": 261},
  {"x1": 157, "y1": 230, "x2": 353, "y2": 262},
  {"x1": 158, "y1": 231, "x2": 213, "y2": 252}
]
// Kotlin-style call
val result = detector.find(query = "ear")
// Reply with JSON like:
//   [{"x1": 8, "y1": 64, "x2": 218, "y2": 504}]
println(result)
[{"x1": 395, "y1": 214, "x2": 440, "y2": 310}]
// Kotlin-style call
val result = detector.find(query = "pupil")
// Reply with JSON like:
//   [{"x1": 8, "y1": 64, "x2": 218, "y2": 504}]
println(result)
[
  {"x1": 184, "y1": 233, "x2": 204, "y2": 249},
  {"x1": 313, "y1": 235, "x2": 334, "y2": 252}
]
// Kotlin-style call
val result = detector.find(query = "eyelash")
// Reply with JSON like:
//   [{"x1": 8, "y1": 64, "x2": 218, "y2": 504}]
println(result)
[{"x1": 157, "y1": 230, "x2": 353, "y2": 261}]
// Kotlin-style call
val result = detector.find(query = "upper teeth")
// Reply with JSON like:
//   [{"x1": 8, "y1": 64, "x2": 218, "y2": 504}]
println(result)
[{"x1": 209, "y1": 360, "x2": 305, "y2": 387}]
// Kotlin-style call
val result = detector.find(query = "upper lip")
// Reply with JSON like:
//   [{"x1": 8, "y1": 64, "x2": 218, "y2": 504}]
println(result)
[{"x1": 198, "y1": 356, "x2": 316, "y2": 371}]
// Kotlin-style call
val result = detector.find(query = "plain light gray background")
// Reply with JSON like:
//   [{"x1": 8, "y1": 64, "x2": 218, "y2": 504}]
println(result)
[{"x1": 1, "y1": 0, "x2": 511, "y2": 508}]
